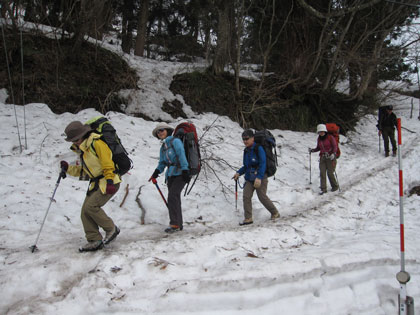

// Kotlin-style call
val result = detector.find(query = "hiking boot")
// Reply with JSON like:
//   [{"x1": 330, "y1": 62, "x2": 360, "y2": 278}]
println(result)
[
  {"x1": 239, "y1": 218, "x2": 253, "y2": 226},
  {"x1": 104, "y1": 225, "x2": 120, "y2": 245},
  {"x1": 392, "y1": 150, "x2": 397, "y2": 157},
  {"x1": 271, "y1": 212, "x2": 280, "y2": 220},
  {"x1": 319, "y1": 190, "x2": 327, "y2": 195},
  {"x1": 385, "y1": 151, "x2": 389, "y2": 157},
  {"x1": 164, "y1": 225, "x2": 183, "y2": 233},
  {"x1": 79, "y1": 240, "x2": 103, "y2": 252},
  {"x1": 331, "y1": 187, "x2": 339, "y2": 192}
]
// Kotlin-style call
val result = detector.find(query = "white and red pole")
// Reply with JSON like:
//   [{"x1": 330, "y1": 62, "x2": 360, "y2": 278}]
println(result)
[{"x1": 395, "y1": 118, "x2": 414, "y2": 315}]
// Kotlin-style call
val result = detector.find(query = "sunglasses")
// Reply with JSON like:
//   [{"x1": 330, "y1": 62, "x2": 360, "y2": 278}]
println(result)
[
  {"x1": 242, "y1": 137, "x2": 250, "y2": 141},
  {"x1": 157, "y1": 128, "x2": 166, "y2": 133}
]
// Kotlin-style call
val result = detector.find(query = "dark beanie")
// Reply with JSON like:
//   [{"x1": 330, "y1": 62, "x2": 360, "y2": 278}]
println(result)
[{"x1": 242, "y1": 129, "x2": 254, "y2": 138}]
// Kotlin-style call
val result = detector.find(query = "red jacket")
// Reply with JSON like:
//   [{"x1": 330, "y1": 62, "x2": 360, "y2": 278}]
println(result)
[{"x1": 313, "y1": 135, "x2": 337, "y2": 156}]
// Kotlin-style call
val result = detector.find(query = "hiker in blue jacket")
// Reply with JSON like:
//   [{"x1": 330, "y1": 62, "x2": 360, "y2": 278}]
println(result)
[
  {"x1": 233, "y1": 129, "x2": 280, "y2": 225},
  {"x1": 149, "y1": 122, "x2": 190, "y2": 233}
]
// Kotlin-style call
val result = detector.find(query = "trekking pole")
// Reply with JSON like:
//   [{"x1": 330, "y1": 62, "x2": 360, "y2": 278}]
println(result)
[
  {"x1": 235, "y1": 179, "x2": 238, "y2": 211},
  {"x1": 184, "y1": 171, "x2": 200, "y2": 196},
  {"x1": 309, "y1": 151, "x2": 312, "y2": 184},
  {"x1": 334, "y1": 171, "x2": 341, "y2": 192},
  {"x1": 379, "y1": 133, "x2": 381, "y2": 153},
  {"x1": 151, "y1": 178, "x2": 168, "y2": 209},
  {"x1": 30, "y1": 168, "x2": 66, "y2": 253}
]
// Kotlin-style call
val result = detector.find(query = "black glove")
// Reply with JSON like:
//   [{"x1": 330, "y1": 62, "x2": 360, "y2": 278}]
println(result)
[
  {"x1": 60, "y1": 160, "x2": 69, "y2": 172},
  {"x1": 182, "y1": 170, "x2": 190, "y2": 183},
  {"x1": 149, "y1": 169, "x2": 160, "y2": 181},
  {"x1": 60, "y1": 161, "x2": 68, "y2": 179}
]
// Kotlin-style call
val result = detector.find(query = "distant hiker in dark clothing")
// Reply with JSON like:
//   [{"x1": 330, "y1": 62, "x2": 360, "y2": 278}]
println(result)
[
  {"x1": 61, "y1": 121, "x2": 121, "y2": 252},
  {"x1": 309, "y1": 124, "x2": 339, "y2": 195},
  {"x1": 378, "y1": 105, "x2": 398, "y2": 157},
  {"x1": 233, "y1": 129, "x2": 280, "y2": 225},
  {"x1": 149, "y1": 122, "x2": 190, "y2": 233}
]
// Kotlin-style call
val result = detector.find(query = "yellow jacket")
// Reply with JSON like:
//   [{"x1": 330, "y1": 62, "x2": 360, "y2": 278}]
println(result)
[{"x1": 67, "y1": 133, "x2": 121, "y2": 194}]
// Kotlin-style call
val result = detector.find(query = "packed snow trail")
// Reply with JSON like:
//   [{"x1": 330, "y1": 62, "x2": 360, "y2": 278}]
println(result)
[{"x1": 0, "y1": 100, "x2": 419, "y2": 314}]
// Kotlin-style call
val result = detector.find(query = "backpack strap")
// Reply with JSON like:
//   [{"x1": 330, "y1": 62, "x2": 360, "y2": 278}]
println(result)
[{"x1": 162, "y1": 138, "x2": 181, "y2": 171}]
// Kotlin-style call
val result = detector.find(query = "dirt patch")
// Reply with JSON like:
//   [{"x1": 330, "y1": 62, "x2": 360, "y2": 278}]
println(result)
[
  {"x1": 408, "y1": 185, "x2": 420, "y2": 196},
  {"x1": 170, "y1": 71, "x2": 360, "y2": 132},
  {"x1": 0, "y1": 29, "x2": 138, "y2": 114}
]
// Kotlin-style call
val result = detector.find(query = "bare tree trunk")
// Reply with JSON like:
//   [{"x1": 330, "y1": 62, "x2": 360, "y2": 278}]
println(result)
[
  {"x1": 232, "y1": 0, "x2": 246, "y2": 97},
  {"x1": 355, "y1": 34, "x2": 387, "y2": 99},
  {"x1": 134, "y1": 0, "x2": 149, "y2": 57},
  {"x1": 211, "y1": 1, "x2": 232, "y2": 75},
  {"x1": 323, "y1": 12, "x2": 355, "y2": 90},
  {"x1": 87, "y1": 0, "x2": 111, "y2": 41},
  {"x1": 121, "y1": 0, "x2": 134, "y2": 54},
  {"x1": 258, "y1": 0, "x2": 292, "y2": 89}
]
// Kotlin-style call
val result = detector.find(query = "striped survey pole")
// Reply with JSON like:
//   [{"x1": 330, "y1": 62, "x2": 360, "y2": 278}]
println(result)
[{"x1": 395, "y1": 118, "x2": 414, "y2": 315}]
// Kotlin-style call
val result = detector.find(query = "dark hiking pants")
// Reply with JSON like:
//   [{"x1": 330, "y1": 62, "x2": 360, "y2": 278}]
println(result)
[
  {"x1": 167, "y1": 175, "x2": 186, "y2": 227},
  {"x1": 382, "y1": 127, "x2": 397, "y2": 154}
]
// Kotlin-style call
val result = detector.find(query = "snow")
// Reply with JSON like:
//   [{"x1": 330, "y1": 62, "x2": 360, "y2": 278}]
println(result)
[{"x1": 1, "y1": 50, "x2": 420, "y2": 315}]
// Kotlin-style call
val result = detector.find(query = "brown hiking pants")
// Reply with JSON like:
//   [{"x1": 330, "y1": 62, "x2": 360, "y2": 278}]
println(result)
[
  {"x1": 319, "y1": 155, "x2": 338, "y2": 192},
  {"x1": 243, "y1": 176, "x2": 278, "y2": 220},
  {"x1": 81, "y1": 183, "x2": 119, "y2": 241}
]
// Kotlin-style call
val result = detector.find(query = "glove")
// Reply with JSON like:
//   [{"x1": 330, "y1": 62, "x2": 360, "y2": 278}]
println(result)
[
  {"x1": 60, "y1": 160, "x2": 69, "y2": 172},
  {"x1": 254, "y1": 178, "x2": 262, "y2": 189},
  {"x1": 308, "y1": 148, "x2": 313, "y2": 153},
  {"x1": 182, "y1": 170, "x2": 190, "y2": 183},
  {"x1": 148, "y1": 169, "x2": 160, "y2": 182},
  {"x1": 329, "y1": 153, "x2": 335, "y2": 160},
  {"x1": 233, "y1": 173, "x2": 240, "y2": 181},
  {"x1": 106, "y1": 179, "x2": 117, "y2": 195}
]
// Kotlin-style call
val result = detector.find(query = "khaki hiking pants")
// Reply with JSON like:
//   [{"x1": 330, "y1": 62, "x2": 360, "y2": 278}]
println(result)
[
  {"x1": 319, "y1": 155, "x2": 338, "y2": 192},
  {"x1": 243, "y1": 176, "x2": 278, "y2": 220},
  {"x1": 81, "y1": 183, "x2": 120, "y2": 241}
]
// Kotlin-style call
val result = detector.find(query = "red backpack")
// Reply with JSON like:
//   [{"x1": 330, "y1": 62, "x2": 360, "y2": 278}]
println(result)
[
  {"x1": 325, "y1": 123, "x2": 341, "y2": 158},
  {"x1": 173, "y1": 122, "x2": 201, "y2": 176}
]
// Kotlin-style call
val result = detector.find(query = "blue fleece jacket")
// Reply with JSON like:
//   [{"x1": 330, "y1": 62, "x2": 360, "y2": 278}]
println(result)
[
  {"x1": 237, "y1": 143, "x2": 266, "y2": 181},
  {"x1": 157, "y1": 136, "x2": 189, "y2": 179}
]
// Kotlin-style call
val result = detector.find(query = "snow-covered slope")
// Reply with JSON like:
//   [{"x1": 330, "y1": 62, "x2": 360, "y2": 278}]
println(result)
[{"x1": 0, "y1": 54, "x2": 419, "y2": 314}]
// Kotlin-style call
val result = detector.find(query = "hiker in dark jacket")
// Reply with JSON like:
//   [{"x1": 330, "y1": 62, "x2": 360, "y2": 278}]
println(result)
[
  {"x1": 309, "y1": 124, "x2": 339, "y2": 195},
  {"x1": 378, "y1": 105, "x2": 398, "y2": 157},
  {"x1": 233, "y1": 129, "x2": 280, "y2": 225},
  {"x1": 149, "y1": 122, "x2": 190, "y2": 233},
  {"x1": 61, "y1": 121, "x2": 120, "y2": 252}
]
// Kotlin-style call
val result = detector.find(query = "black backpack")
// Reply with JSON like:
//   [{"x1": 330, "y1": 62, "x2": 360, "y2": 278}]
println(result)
[
  {"x1": 253, "y1": 130, "x2": 278, "y2": 177},
  {"x1": 86, "y1": 116, "x2": 133, "y2": 176},
  {"x1": 377, "y1": 106, "x2": 388, "y2": 130}
]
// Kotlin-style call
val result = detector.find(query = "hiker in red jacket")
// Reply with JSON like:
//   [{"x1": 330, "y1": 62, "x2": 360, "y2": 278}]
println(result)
[{"x1": 309, "y1": 124, "x2": 339, "y2": 195}]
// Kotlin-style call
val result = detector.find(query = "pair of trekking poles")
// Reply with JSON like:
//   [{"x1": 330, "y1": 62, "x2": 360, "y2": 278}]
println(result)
[{"x1": 308, "y1": 151, "x2": 340, "y2": 191}]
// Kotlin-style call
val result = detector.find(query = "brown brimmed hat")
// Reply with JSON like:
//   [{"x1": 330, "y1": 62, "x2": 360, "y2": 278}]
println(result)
[{"x1": 64, "y1": 121, "x2": 92, "y2": 142}]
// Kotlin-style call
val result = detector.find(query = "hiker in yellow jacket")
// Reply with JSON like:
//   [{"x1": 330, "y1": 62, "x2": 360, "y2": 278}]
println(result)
[{"x1": 61, "y1": 121, "x2": 121, "y2": 252}]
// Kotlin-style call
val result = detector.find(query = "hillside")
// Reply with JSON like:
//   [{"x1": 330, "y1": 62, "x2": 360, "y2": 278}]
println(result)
[{"x1": 0, "y1": 52, "x2": 419, "y2": 313}]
